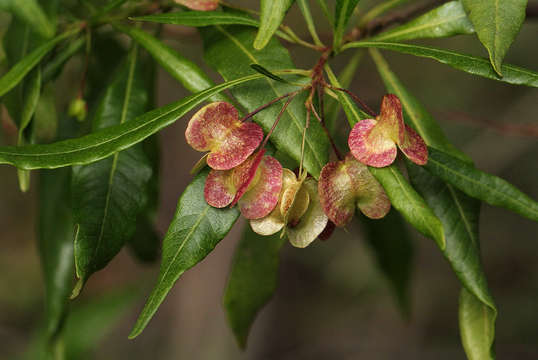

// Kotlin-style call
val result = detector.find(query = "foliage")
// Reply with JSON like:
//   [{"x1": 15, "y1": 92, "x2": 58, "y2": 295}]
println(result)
[{"x1": 0, "y1": 0, "x2": 536, "y2": 359}]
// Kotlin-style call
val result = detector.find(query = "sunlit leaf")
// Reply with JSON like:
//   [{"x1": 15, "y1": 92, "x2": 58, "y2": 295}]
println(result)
[
  {"x1": 254, "y1": 0, "x2": 295, "y2": 50},
  {"x1": 333, "y1": 0, "x2": 360, "y2": 51}
]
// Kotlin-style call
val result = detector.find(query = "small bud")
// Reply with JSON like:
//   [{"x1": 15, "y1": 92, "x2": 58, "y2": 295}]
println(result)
[{"x1": 68, "y1": 97, "x2": 87, "y2": 122}]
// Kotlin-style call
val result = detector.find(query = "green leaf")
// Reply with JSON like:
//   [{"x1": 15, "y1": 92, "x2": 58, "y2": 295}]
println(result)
[
  {"x1": 71, "y1": 47, "x2": 153, "y2": 295},
  {"x1": 408, "y1": 163, "x2": 497, "y2": 360},
  {"x1": 250, "y1": 63, "x2": 290, "y2": 83},
  {"x1": 42, "y1": 36, "x2": 86, "y2": 83},
  {"x1": 324, "y1": 66, "x2": 445, "y2": 248},
  {"x1": 296, "y1": 0, "x2": 324, "y2": 46},
  {"x1": 369, "y1": 49, "x2": 470, "y2": 162},
  {"x1": 132, "y1": 10, "x2": 260, "y2": 27},
  {"x1": 0, "y1": 0, "x2": 55, "y2": 38},
  {"x1": 0, "y1": 72, "x2": 268, "y2": 169},
  {"x1": 129, "y1": 169, "x2": 240, "y2": 338},
  {"x1": 316, "y1": 0, "x2": 333, "y2": 26},
  {"x1": 333, "y1": 0, "x2": 360, "y2": 51},
  {"x1": 224, "y1": 225, "x2": 286, "y2": 348},
  {"x1": 370, "y1": 1, "x2": 474, "y2": 42},
  {"x1": 461, "y1": 0, "x2": 527, "y2": 76},
  {"x1": 359, "y1": 211, "x2": 413, "y2": 316},
  {"x1": 114, "y1": 24, "x2": 228, "y2": 103},
  {"x1": 425, "y1": 147, "x2": 538, "y2": 222},
  {"x1": 370, "y1": 165, "x2": 446, "y2": 250},
  {"x1": 202, "y1": 25, "x2": 329, "y2": 178},
  {"x1": 359, "y1": 0, "x2": 410, "y2": 27},
  {"x1": 459, "y1": 287, "x2": 497, "y2": 360},
  {"x1": 0, "y1": 28, "x2": 78, "y2": 97},
  {"x1": 38, "y1": 168, "x2": 75, "y2": 341},
  {"x1": 342, "y1": 41, "x2": 538, "y2": 87},
  {"x1": 254, "y1": 0, "x2": 295, "y2": 50}
]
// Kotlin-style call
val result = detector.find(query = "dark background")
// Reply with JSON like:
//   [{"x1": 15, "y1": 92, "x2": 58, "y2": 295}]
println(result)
[{"x1": 1, "y1": 1, "x2": 537, "y2": 359}]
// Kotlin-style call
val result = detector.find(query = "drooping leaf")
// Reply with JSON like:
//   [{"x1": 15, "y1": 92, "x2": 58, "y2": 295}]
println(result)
[
  {"x1": 71, "y1": 47, "x2": 153, "y2": 295},
  {"x1": 425, "y1": 147, "x2": 538, "y2": 222},
  {"x1": 115, "y1": 24, "x2": 229, "y2": 103},
  {"x1": 359, "y1": 210, "x2": 413, "y2": 316},
  {"x1": 38, "y1": 168, "x2": 75, "y2": 342},
  {"x1": 369, "y1": 51, "x2": 497, "y2": 358},
  {"x1": 0, "y1": 72, "x2": 271, "y2": 169},
  {"x1": 254, "y1": 0, "x2": 295, "y2": 50},
  {"x1": 202, "y1": 25, "x2": 329, "y2": 178},
  {"x1": 0, "y1": 28, "x2": 78, "y2": 97},
  {"x1": 369, "y1": 49, "x2": 469, "y2": 162},
  {"x1": 408, "y1": 163, "x2": 497, "y2": 360},
  {"x1": 224, "y1": 225, "x2": 286, "y2": 348},
  {"x1": 370, "y1": 1, "x2": 474, "y2": 42},
  {"x1": 333, "y1": 0, "x2": 360, "y2": 51},
  {"x1": 461, "y1": 0, "x2": 527, "y2": 76},
  {"x1": 459, "y1": 287, "x2": 497, "y2": 360},
  {"x1": 324, "y1": 65, "x2": 445, "y2": 249},
  {"x1": 129, "y1": 169, "x2": 240, "y2": 338},
  {"x1": 132, "y1": 11, "x2": 260, "y2": 27},
  {"x1": 342, "y1": 41, "x2": 538, "y2": 87},
  {"x1": 0, "y1": 0, "x2": 55, "y2": 38}
]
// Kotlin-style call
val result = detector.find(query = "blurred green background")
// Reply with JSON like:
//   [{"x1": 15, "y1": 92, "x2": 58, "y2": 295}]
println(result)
[{"x1": 1, "y1": 1, "x2": 537, "y2": 359}]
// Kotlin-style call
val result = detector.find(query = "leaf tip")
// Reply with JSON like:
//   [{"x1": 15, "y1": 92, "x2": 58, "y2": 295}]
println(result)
[{"x1": 70, "y1": 278, "x2": 85, "y2": 299}]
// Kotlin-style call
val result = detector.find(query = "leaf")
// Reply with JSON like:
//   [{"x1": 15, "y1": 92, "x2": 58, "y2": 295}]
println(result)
[
  {"x1": 408, "y1": 163, "x2": 497, "y2": 360},
  {"x1": 254, "y1": 0, "x2": 295, "y2": 50},
  {"x1": 369, "y1": 49, "x2": 470, "y2": 162},
  {"x1": 0, "y1": 72, "x2": 268, "y2": 169},
  {"x1": 71, "y1": 47, "x2": 153, "y2": 295},
  {"x1": 461, "y1": 0, "x2": 527, "y2": 76},
  {"x1": 132, "y1": 11, "x2": 260, "y2": 27},
  {"x1": 0, "y1": 28, "x2": 78, "y2": 97},
  {"x1": 0, "y1": 0, "x2": 55, "y2": 38},
  {"x1": 114, "y1": 24, "x2": 228, "y2": 103},
  {"x1": 296, "y1": 0, "x2": 323, "y2": 46},
  {"x1": 250, "y1": 63, "x2": 290, "y2": 83},
  {"x1": 316, "y1": 0, "x2": 333, "y2": 26},
  {"x1": 38, "y1": 168, "x2": 75, "y2": 341},
  {"x1": 425, "y1": 147, "x2": 538, "y2": 222},
  {"x1": 129, "y1": 169, "x2": 240, "y2": 338},
  {"x1": 370, "y1": 1, "x2": 474, "y2": 42},
  {"x1": 370, "y1": 166, "x2": 445, "y2": 249},
  {"x1": 324, "y1": 65, "x2": 445, "y2": 249},
  {"x1": 459, "y1": 287, "x2": 497, "y2": 360},
  {"x1": 333, "y1": 0, "x2": 360, "y2": 51},
  {"x1": 42, "y1": 36, "x2": 86, "y2": 83},
  {"x1": 202, "y1": 25, "x2": 329, "y2": 178},
  {"x1": 342, "y1": 41, "x2": 538, "y2": 87},
  {"x1": 224, "y1": 225, "x2": 286, "y2": 348},
  {"x1": 359, "y1": 210, "x2": 413, "y2": 316},
  {"x1": 17, "y1": 66, "x2": 41, "y2": 192}
]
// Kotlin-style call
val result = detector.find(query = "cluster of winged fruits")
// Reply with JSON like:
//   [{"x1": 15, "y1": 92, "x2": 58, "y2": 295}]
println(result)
[{"x1": 185, "y1": 94, "x2": 428, "y2": 248}]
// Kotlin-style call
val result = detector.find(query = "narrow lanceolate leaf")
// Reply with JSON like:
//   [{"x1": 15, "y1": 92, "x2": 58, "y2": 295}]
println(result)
[
  {"x1": 129, "y1": 169, "x2": 240, "y2": 338},
  {"x1": 342, "y1": 41, "x2": 538, "y2": 87},
  {"x1": 370, "y1": 1, "x2": 474, "y2": 42},
  {"x1": 0, "y1": 0, "x2": 54, "y2": 38},
  {"x1": 38, "y1": 168, "x2": 75, "y2": 341},
  {"x1": 333, "y1": 0, "x2": 360, "y2": 51},
  {"x1": 254, "y1": 0, "x2": 295, "y2": 50},
  {"x1": 408, "y1": 163, "x2": 497, "y2": 360},
  {"x1": 461, "y1": 0, "x2": 527, "y2": 76},
  {"x1": 0, "y1": 73, "x2": 268, "y2": 169},
  {"x1": 71, "y1": 48, "x2": 152, "y2": 295},
  {"x1": 224, "y1": 225, "x2": 286, "y2": 348},
  {"x1": 370, "y1": 166, "x2": 445, "y2": 249},
  {"x1": 0, "y1": 28, "x2": 78, "y2": 97},
  {"x1": 202, "y1": 26, "x2": 329, "y2": 178},
  {"x1": 459, "y1": 287, "x2": 497, "y2": 360},
  {"x1": 425, "y1": 147, "x2": 538, "y2": 222},
  {"x1": 360, "y1": 211, "x2": 413, "y2": 316},
  {"x1": 132, "y1": 11, "x2": 260, "y2": 27},
  {"x1": 325, "y1": 67, "x2": 445, "y2": 248},
  {"x1": 115, "y1": 24, "x2": 228, "y2": 103},
  {"x1": 369, "y1": 49, "x2": 469, "y2": 162}
]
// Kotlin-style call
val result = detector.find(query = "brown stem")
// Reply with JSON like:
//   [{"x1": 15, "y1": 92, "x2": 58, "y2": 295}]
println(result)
[
  {"x1": 310, "y1": 103, "x2": 343, "y2": 160},
  {"x1": 261, "y1": 94, "x2": 297, "y2": 149},
  {"x1": 240, "y1": 88, "x2": 306, "y2": 122}
]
